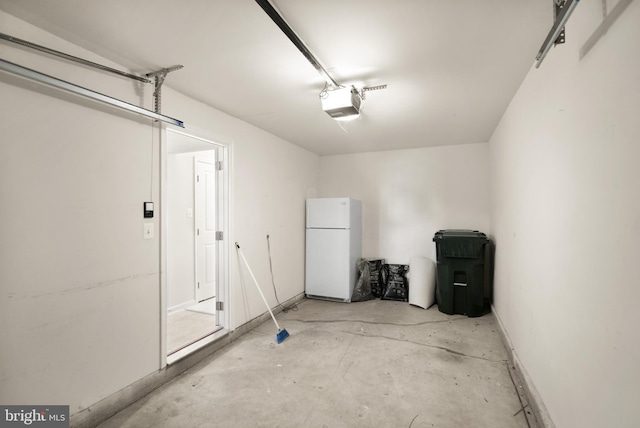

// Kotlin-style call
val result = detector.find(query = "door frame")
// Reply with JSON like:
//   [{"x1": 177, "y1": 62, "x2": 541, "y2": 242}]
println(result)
[{"x1": 160, "y1": 125, "x2": 231, "y2": 368}]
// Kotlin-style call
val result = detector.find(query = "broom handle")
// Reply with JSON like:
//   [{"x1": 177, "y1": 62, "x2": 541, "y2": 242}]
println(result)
[{"x1": 236, "y1": 243, "x2": 282, "y2": 330}]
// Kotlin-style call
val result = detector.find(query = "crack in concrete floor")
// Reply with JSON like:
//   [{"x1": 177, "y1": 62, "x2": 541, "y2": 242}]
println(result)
[
  {"x1": 342, "y1": 330, "x2": 508, "y2": 363},
  {"x1": 284, "y1": 316, "x2": 467, "y2": 326}
]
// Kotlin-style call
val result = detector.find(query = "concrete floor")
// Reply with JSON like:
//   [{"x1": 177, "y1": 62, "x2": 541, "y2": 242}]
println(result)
[{"x1": 98, "y1": 299, "x2": 537, "y2": 428}]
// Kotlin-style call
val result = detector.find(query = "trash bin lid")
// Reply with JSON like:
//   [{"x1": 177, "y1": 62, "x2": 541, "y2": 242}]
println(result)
[
  {"x1": 433, "y1": 230, "x2": 489, "y2": 259},
  {"x1": 433, "y1": 229, "x2": 488, "y2": 240}
]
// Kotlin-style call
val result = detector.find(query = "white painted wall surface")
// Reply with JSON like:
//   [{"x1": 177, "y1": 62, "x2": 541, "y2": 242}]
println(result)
[
  {"x1": 0, "y1": 11, "x2": 161, "y2": 413},
  {"x1": 489, "y1": 1, "x2": 640, "y2": 427},
  {"x1": 319, "y1": 144, "x2": 491, "y2": 264},
  {"x1": 0, "y1": 10, "x2": 319, "y2": 415}
]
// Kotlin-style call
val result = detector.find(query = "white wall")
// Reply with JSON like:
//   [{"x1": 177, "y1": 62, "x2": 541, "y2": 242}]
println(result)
[
  {"x1": 0, "y1": 10, "x2": 318, "y2": 415},
  {"x1": 0, "y1": 11, "x2": 162, "y2": 413},
  {"x1": 319, "y1": 144, "x2": 491, "y2": 264},
  {"x1": 489, "y1": 1, "x2": 640, "y2": 427}
]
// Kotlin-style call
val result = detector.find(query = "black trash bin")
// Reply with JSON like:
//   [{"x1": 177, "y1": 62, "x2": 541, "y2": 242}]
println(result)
[{"x1": 433, "y1": 229, "x2": 492, "y2": 317}]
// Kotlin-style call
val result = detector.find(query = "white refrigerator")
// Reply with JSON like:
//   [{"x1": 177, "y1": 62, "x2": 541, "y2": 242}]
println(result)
[{"x1": 305, "y1": 198, "x2": 362, "y2": 302}]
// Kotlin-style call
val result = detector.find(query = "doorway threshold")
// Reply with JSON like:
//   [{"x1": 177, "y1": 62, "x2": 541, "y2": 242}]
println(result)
[{"x1": 167, "y1": 327, "x2": 228, "y2": 365}]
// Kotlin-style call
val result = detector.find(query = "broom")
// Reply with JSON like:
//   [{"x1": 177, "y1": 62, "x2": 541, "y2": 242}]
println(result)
[{"x1": 235, "y1": 242, "x2": 290, "y2": 344}]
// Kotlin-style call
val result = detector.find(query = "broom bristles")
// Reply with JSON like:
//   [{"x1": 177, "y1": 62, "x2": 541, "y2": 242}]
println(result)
[{"x1": 276, "y1": 329, "x2": 289, "y2": 344}]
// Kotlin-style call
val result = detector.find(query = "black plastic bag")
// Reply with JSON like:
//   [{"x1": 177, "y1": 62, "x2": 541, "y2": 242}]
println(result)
[
  {"x1": 368, "y1": 259, "x2": 386, "y2": 298},
  {"x1": 351, "y1": 258, "x2": 374, "y2": 302},
  {"x1": 381, "y1": 264, "x2": 409, "y2": 302}
]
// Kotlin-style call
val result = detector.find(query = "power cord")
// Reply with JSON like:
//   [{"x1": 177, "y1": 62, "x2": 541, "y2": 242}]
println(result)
[{"x1": 266, "y1": 234, "x2": 298, "y2": 313}]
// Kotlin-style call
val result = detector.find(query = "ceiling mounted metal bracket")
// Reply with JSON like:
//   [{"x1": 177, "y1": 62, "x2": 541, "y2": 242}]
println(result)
[
  {"x1": 145, "y1": 65, "x2": 183, "y2": 114},
  {"x1": 360, "y1": 84, "x2": 388, "y2": 101}
]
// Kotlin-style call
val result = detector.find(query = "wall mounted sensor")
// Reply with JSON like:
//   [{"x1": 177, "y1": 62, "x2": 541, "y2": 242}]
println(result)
[{"x1": 144, "y1": 202, "x2": 154, "y2": 218}]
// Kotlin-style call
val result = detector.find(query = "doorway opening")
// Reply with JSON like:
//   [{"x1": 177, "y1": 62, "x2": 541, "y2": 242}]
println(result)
[{"x1": 163, "y1": 128, "x2": 229, "y2": 363}]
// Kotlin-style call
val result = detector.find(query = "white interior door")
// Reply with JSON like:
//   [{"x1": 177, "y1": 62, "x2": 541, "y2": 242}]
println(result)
[{"x1": 195, "y1": 159, "x2": 217, "y2": 302}]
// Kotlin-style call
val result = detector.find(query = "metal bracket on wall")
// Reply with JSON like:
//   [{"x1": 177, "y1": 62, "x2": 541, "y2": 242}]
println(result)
[
  {"x1": 554, "y1": 0, "x2": 567, "y2": 45},
  {"x1": 535, "y1": 0, "x2": 581, "y2": 68},
  {"x1": 145, "y1": 65, "x2": 184, "y2": 114}
]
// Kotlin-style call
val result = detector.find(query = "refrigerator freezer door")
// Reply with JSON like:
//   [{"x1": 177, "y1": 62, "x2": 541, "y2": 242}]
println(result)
[
  {"x1": 305, "y1": 228, "x2": 353, "y2": 301},
  {"x1": 306, "y1": 198, "x2": 351, "y2": 229}
]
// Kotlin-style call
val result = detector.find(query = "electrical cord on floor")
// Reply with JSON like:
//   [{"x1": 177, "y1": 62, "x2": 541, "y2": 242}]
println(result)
[{"x1": 266, "y1": 234, "x2": 298, "y2": 313}]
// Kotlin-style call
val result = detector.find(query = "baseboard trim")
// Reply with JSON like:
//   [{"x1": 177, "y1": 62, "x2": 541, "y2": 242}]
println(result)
[
  {"x1": 70, "y1": 292, "x2": 306, "y2": 428},
  {"x1": 167, "y1": 299, "x2": 197, "y2": 314},
  {"x1": 492, "y1": 305, "x2": 556, "y2": 428}
]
